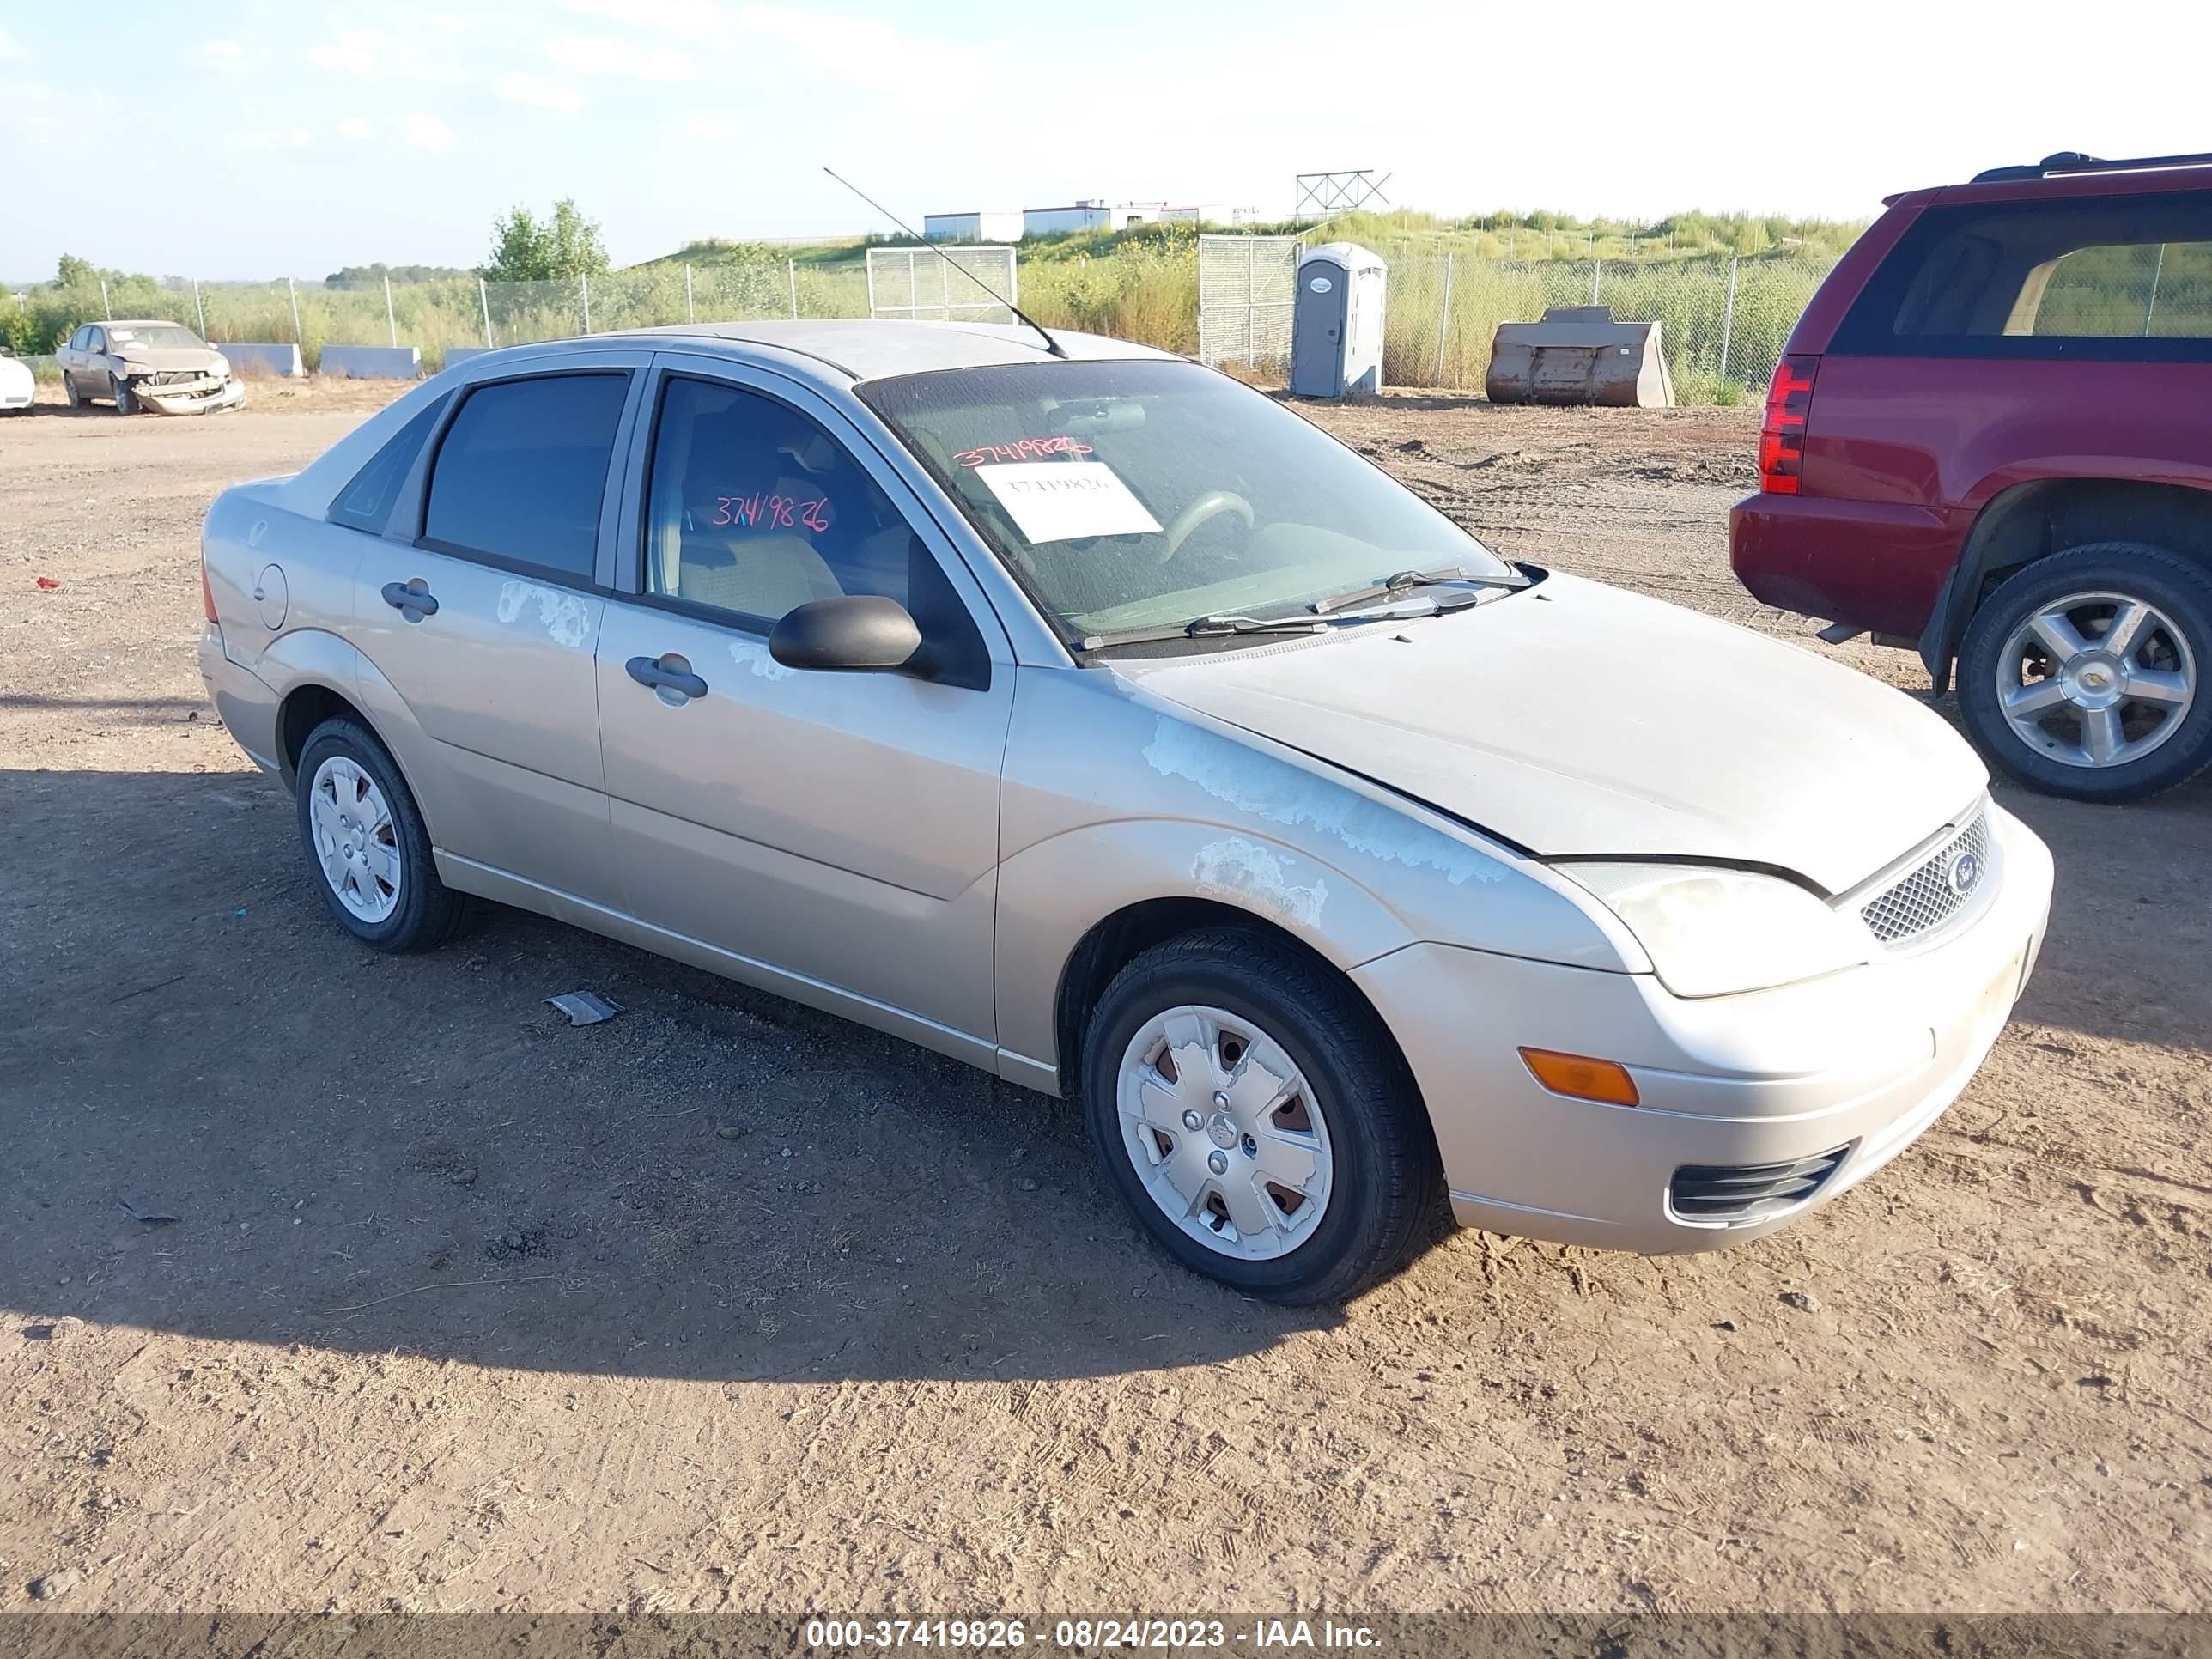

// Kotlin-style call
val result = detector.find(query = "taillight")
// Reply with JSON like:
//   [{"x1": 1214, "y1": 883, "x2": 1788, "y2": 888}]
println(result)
[
  {"x1": 1758, "y1": 354, "x2": 1820, "y2": 495},
  {"x1": 201, "y1": 556, "x2": 218, "y2": 623}
]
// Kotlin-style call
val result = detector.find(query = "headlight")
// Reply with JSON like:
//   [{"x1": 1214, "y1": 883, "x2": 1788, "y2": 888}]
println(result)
[
  {"x1": 120, "y1": 361, "x2": 150, "y2": 375},
  {"x1": 210, "y1": 354, "x2": 230, "y2": 376},
  {"x1": 1562, "y1": 863, "x2": 1869, "y2": 998}
]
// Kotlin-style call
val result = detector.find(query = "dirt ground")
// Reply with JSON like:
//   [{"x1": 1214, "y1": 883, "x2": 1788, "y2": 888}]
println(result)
[{"x1": 2, "y1": 380, "x2": 2208, "y2": 1619}]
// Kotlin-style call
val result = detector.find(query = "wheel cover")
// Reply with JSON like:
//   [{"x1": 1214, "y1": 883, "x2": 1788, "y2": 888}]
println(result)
[
  {"x1": 1115, "y1": 1004, "x2": 1334, "y2": 1261},
  {"x1": 1996, "y1": 589, "x2": 2197, "y2": 769},
  {"x1": 308, "y1": 757, "x2": 404, "y2": 923}
]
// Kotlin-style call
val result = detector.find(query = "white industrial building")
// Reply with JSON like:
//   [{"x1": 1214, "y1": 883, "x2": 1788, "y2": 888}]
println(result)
[
  {"x1": 1163, "y1": 204, "x2": 1267, "y2": 227},
  {"x1": 922, "y1": 209, "x2": 1024, "y2": 243}
]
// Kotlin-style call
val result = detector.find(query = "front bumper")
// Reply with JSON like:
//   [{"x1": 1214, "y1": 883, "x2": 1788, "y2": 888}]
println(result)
[
  {"x1": 139, "y1": 375, "x2": 246, "y2": 416},
  {"x1": 1355, "y1": 803, "x2": 2054, "y2": 1255}
]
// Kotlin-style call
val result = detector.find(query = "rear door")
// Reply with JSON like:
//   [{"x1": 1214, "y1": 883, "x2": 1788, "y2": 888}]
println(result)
[
  {"x1": 349, "y1": 358, "x2": 648, "y2": 906},
  {"x1": 592, "y1": 354, "x2": 1015, "y2": 1054}
]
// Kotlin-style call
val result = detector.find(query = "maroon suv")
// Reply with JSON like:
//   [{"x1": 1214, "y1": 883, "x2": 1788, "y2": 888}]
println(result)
[{"x1": 1731, "y1": 151, "x2": 2212, "y2": 802}]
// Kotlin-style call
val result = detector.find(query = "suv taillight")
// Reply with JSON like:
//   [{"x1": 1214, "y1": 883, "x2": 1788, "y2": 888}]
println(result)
[{"x1": 1758, "y1": 354, "x2": 1820, "y2": 494}]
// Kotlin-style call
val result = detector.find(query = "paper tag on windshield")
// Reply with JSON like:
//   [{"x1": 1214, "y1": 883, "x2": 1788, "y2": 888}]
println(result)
[{"x1": 974, "y1": 461, "x2": 1162, "y2": 544}]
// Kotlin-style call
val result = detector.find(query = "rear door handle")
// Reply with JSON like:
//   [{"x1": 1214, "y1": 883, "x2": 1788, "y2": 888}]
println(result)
[
  {"x1": 626, "y1": 654, "x2": 708, "y2": 702},
  {"x1": 381, "y1": 580, "x2": 440, "y2": 620}
]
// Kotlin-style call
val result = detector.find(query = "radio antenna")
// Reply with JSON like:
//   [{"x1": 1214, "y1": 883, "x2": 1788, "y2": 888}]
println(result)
[{"x1": 823, "y1": 166, "x2": 1068, "y2": 359}]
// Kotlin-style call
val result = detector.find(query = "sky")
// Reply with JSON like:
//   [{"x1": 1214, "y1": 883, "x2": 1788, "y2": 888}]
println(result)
[{"x1": 3, "y1": 0, "x2": 2207, "y2": 281}]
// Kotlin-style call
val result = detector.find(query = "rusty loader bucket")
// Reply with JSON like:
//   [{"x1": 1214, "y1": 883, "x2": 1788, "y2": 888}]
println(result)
[{"x1": 1486, "y1": 306, "x2": 1675, "y2": 408}]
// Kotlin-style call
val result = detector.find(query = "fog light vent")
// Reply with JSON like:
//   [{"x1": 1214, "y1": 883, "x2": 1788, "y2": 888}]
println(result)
[{"x1": 1670, "y1": 1144, "x2": 1851, "y2": 1224}]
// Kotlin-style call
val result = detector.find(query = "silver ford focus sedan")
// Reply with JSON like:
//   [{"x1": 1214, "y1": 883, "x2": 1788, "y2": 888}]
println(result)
[{"x1": 198, "y1": 322, "x2": 2053, "y2": 1302}]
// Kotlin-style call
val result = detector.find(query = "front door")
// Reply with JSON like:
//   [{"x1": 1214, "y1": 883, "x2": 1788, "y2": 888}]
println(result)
[
  {"x1": 349, "y1": 364, "x2": 643, "y2": 906},
  {"x1": 593, "y1": 360, "x2": 1014, "y2": 1052}
]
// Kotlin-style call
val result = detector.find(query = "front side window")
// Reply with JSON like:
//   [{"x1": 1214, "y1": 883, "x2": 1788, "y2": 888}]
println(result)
[
  {"x1": 1839, "y1": 188, "x2": 2212, "y2": 357},
  {"x1": 642, "y1": 375, "x2": 912, "y2": 625},
  {"x1": 422, "y1": 372, "x2": 629, "y2": 580},
  {"x1": 860, "y1": 359, "x2": 1515, "y2": 639}
]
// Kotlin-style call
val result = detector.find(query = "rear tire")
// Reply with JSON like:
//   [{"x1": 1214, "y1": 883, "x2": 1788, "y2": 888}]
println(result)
[
  {"x1": 1081, "y1": 927, "x2": 1441, "y2": 1304},
  {"x1": 1958, "y1": 542, "x2": 2212, "y2": 802},
  {"x1": 64, "y1": 376, "x2": 82, "y2": 410},
  {"x1": 294, "y1": 718, "x2": 464, "y2": 951}
]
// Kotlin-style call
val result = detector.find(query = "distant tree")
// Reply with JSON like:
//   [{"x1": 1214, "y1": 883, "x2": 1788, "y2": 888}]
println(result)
[
  {"x1": 479, "y1": 199, "x2": 610, "y2": 283},
  {"x1": 57, "y1": 252, "x2": 96, "y2": 288},
  {"x1": 324, "y1": 263, "x2": 471, "y2": 289}
]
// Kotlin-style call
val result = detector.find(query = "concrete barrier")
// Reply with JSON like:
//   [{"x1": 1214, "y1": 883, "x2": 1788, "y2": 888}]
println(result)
[
  {"x1": 214, "y1": 343, "x2": 305, "y2": 377},
  {"x1": 319, "y1": 345, "x2": 422, "y2": 380}
]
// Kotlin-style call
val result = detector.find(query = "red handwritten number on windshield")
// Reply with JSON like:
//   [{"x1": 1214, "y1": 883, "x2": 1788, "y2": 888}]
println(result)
[{"x1": 954, "y1": 434, "x2": 1094, "y2": 467}]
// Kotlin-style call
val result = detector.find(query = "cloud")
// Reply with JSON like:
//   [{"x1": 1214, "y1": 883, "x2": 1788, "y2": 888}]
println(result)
[
  {"x1": 730, "y1": 3, "x2": 968, "y2": 86},
  {"x1": 227, "y1": 127, "x2": 315, "y2": 153},
  {"x1": 337, "y1": 117, "x2": 374, "y2": 141},
  {"x1": 397, "y1": 112, "x2": 455, "y2": 151},
  {"x1": 201, "y1": 40, "x2": 246, "y2": 72},
  {"x1": 544, "y1": 31, "x2": 696, "y2": 81},
  {"x1": 306, "y1": 24, "x2": 467, "y2": 83},
  {"x1": 495, "y1": 70, "x2": 585, "y2": 111},
  {"x1": 0, "y1": 24, "x2": 22, "y2": 60},
  {"x1": 562, "y1": 0, "x2": 722, "y2": 33}
]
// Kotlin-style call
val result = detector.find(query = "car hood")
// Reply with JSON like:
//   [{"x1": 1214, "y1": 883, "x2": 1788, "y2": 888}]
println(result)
[
  {"x1": 116, "y1": 346, "x2": 226, "y2": 374},
  {"x1": 1123, "y1": 570, "x2": 1986, "y2": 895}
]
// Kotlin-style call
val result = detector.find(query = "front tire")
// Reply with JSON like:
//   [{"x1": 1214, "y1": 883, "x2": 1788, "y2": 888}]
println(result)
[
  {"x1": 1081, "y1": 928, "x2": 1441, "y2": 1304},
  {"x1": 294, "y1": 718, "x2": 464, "y2": 951},
  {"x1": 1958, "y1": 542, "x2": 2212, "y2": 802},
  {"x1": 111, "y1": 376, "x2": 139, "y2": 415}
]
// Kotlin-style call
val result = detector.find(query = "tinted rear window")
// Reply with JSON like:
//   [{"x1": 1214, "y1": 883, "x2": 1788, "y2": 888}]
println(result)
[
  {"x1": 422, "y1": 373, "x2": 630, "y2": 579},
  {"x1": 329, "y1": 396, "x2": 447, "y2": 534},
  {"x1": 1836, "y1": 189, "x2": 2212, "y2": 361}
]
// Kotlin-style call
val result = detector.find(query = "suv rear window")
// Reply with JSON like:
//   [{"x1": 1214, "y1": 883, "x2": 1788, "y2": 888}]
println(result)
[
  {"x1": 1835, "y1": 189, "x2": 2212, "y2": 361},
  {"x1": 422, "y1": 372, "x2": 630, "y2": 580}
]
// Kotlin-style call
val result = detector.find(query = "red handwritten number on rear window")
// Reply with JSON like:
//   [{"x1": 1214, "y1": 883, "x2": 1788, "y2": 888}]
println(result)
[
  {"x1": 711, "y1": 494, "x2": 833, "y2": 533},
  {"x1": 954, "y1": 435, "x2": 1094, "y2": 467}
]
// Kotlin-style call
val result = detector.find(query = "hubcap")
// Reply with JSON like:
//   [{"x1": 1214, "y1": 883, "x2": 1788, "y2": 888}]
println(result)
[
  {"x1": 308, "y1": 757, "x2": 403, "y2": 923},
  {"x1": 1997, "y1": 590, "x2": 2197, "y2": 769},
  {"x1": 1115, "y1": 1005, "x2": 1334, "y2": 1261}
]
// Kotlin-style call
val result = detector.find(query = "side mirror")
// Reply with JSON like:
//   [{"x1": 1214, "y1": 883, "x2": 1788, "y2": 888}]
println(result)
[{"x1": 769, "y1": 594, "x2": 925, "y2": 674}]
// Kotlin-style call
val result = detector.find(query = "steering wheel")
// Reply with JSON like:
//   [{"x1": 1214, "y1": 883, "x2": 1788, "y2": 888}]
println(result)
[{"x1": 1158, "y1": 490, "x2": 1254, "y2": 563}]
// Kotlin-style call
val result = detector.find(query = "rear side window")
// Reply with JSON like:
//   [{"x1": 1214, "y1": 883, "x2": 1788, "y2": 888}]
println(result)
[
  {"x1": 1837, "y1": 189, "x2": 2212, "y2": 361},
  {"x1": 422, "y1": 372, "x2": 630, "y2": 580},
  {"x1": 329, "y1": 396, "x2": 447, "y2": 534}
]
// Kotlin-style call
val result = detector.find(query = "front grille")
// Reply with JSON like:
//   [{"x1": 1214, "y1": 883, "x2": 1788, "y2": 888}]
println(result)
[
  {"x1": 1670, "y1": 1145, "x2": 1851, "y2": 1224},
  {"x1": 1860, "y1": 811, "x2": 1992, "y2": 946},
  {"x1": 148, "y1": 370, "x2": 212, "y2": 386}
]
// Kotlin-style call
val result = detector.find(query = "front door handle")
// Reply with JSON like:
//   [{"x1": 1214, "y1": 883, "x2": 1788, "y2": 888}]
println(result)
[
  {"x1": 380, "y1": 579, "x2": 440, "y2": 620},
  {"x1": 626, "y1": 654, "x2": 709, "y2": 702}
]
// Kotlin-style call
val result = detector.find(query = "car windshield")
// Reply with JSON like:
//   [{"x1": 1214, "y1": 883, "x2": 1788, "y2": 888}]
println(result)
[
  {"x1": 108, "y1": 325, "x2": 204, "y2": 349},
  {"x1": 860, "y1": 359, "x2": 1515, "y2": 640}
]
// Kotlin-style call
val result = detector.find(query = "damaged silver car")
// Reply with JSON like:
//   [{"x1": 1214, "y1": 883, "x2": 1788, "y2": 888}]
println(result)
[{"x1": 58, "y1": 319, "x2": 244, "y2": 415}]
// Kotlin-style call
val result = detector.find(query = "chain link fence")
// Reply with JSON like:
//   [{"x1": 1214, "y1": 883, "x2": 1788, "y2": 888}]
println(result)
[
  {"x1": 12, "y1": 245, "x2": 1844, "y2": 398},
  {"x1": 1197, "y1": 235, "x2": 1304, "y2": 371}
]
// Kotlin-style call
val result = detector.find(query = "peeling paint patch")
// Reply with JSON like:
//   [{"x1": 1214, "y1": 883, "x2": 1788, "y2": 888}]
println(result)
[
  {"x1": 729, "y1": 639, "x2": 795, "y2": 681},
  {"x1": 1145, "y1": 718, "x2": 1504, "y2": 886},
  {"x1": 496, "y1": 580, "x2": 592, "y2": 649},
  {"x1": 1194, "y1": 836, "x2": 1328, "y2": 927}
]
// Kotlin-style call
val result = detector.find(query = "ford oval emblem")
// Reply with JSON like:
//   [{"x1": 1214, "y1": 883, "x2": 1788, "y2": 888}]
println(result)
[{"x1": 1945, "y1": 848, "x2": 1984, "y2": 896}]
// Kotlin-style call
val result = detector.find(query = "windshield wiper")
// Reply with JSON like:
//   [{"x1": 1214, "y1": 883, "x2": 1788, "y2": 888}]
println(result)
[
  {"x1": 1079, "y1": 595, "x2": 1480, "y2": 652},
  {"x1": 1309, "y1": 564, "x2": 1528, "y2": 615},
  {"x1": 1079, "y1": 614, "x2": 1332, "y2": 650}
]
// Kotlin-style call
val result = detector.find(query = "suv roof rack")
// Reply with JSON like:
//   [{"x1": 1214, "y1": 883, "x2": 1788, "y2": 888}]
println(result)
[{"x1": 1972, "y1": 149, "x2": 2212, "y2": 184}]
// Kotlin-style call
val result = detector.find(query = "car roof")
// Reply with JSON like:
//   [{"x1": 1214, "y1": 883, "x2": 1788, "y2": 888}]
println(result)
[
  {"x1": 1891, "y1": 155, "x2": 2212, "y2": 210},
  {"x1": 589, "y1": 319, "x2": 1179, "y2": 382}
]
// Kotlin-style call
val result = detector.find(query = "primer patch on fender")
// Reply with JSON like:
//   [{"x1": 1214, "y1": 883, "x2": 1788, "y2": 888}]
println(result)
[
  {"x1": 974, "y1": 461, "x2": 1161, "y2": 544},
  {"x1": 496, "y1": 580, "x2": 591, "y2": 649},
  {"x1": 1145, "y1": 718, "x2": 1503, "y2": 886},
  {"x1": 1194, "y1": 836, "x2": 1328, "y2": 927},
  {"x1": 728, "y1": 639, "x2": 794, "y2": 681}
]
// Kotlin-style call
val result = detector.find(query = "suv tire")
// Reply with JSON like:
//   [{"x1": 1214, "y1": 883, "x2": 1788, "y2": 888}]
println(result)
[
  {"x1": 1958, "y1": 541, "x2": 2212, "y2": 802},
  {"x1": 294, "y1": 717, "x2": 465, "y2": 951},
  {"x1": 1081, "y1": 927, "x2": 1441, "y2": 1304}
]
